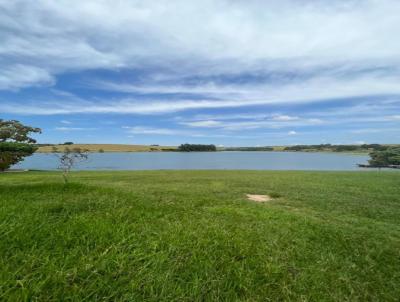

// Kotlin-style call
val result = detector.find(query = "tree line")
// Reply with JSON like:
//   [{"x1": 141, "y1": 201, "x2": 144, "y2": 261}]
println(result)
[
  {"x1": 284, "y1": 144, "x2": 389, "y2": 152},
  {"x1": 178, "y1": 144, "x2": 217, "y2": 152}
]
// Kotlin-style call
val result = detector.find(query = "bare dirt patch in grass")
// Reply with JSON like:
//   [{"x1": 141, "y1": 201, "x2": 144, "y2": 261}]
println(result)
[{"x1": 246, "y1": 194, "x2": 272, "y2": 202}]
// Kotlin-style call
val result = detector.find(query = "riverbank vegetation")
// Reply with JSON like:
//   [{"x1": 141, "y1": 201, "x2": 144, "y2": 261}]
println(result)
[
  {"x1": 366, "y1": 147, "x2": 400, "y2": 168},
  {"x1": 37, "y1": 143, "x2": 400, "y2": 154},
  {"x1": 283, "y1": 143, "x2": 390, "y2": 153},
  {"x1": 178, "y1": 144, "x2": 217, "y2": 152},
  {"x1": 1, "y1": 170, "x2": 399, "y2": 300}
]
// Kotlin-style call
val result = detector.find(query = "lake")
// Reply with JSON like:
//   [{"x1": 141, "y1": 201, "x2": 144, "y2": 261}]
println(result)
[{"x1": 12, "y1": 151, "x2": 371, "y2": 171}]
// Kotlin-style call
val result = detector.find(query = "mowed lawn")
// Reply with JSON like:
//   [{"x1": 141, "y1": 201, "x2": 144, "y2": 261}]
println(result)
[{"x1": 1, "y1": 171, "x2": 399, "y2": 301}]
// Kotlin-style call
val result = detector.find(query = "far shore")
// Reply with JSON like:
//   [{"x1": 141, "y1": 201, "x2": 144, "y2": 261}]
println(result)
[
  {"x1": 37, "y1": 144, "x2": 178, "y2": 153},
  {"x1": 35, "y1": 143, "x2": 391, "y2": 154}
]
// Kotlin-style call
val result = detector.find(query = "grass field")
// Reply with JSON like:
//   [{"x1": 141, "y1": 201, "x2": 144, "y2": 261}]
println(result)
[
  {"x1": 37, "y1": 144, "x2": 177, "y2": 153},
  {"x1": 1, "y1": 171, "x2": 400, "y2": 301}
]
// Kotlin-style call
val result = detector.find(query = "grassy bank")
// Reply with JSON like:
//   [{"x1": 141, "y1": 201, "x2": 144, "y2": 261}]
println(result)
[
  {"x1": 1, "y1": 171, "x2": 399, "y2": 301},
  {"x1": 37, "y1": 144, "x2": 177, "y2": 153}
]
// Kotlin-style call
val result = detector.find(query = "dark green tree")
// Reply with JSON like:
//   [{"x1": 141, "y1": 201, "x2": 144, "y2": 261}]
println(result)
[
  {"x1": 368, "y1": 147, "x2": 400, "y2": 167},
  {"x1": 178, "y1": 144, "x2": 217, "y2": 152},
  {"x1": 0, "y1": 120, "x2": 41, "y2": 171}
]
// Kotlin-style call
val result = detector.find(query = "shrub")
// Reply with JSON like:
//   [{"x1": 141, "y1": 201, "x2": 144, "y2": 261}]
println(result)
[
  {"x1": 0, "y1": 120, "x2": 41, "y2": 171},
  {"x1": 0, "y1": 143, "x2": 37, "y2": 171},
  {"x1": 368, "y1": 147, "x2": 400, "y2": 167},
  {"x1": 178, "y1": 144, "x2": 217, "y2": 152}
]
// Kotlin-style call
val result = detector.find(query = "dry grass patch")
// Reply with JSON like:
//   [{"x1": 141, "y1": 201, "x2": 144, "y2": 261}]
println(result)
[{"x1": 246, "y1": 194, "x2": 273, "y2": 202}]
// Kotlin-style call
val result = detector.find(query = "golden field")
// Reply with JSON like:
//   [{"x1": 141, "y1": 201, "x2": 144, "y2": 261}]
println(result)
[{"x1": 37, "y1": 144, "x2": 177, "y2": 153}]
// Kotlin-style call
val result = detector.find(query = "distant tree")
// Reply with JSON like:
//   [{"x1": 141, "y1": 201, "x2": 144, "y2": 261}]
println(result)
[
  {"x1": 63, "y1": 142, "x2": 74, "y2": 145},
  {"x1": 368, "y1": 147, "x2": 400, "y2": 167},
  {"x1": 98, "y1": 148, "x2": 105, "y2": 153},
  {"x1": 53, "y1": 147, "x2": 89, "y2": 183},
  {"x1": 333, "y1": 145, "x2": 359, "y2": 152},
  {"x1": 0, "y1": 119, "x2": 41, "y2": 171},
  {"x1": 178, "y1": 144, "x2": 217, "y2": 152},
  {"x1": 361, "y1": 144, "x2": 387, "y2": 151}
]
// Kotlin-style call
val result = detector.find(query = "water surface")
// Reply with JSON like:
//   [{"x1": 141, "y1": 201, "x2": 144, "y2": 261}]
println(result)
[{"x1": 13, "y1": 151, "x2": 371, "y2": 171}]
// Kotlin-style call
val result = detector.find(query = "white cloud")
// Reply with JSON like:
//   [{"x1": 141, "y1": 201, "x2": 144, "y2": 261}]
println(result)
[
  {"x1": 60, "y1": 120, "x2": 72, "y2": 124},
  {"x1": 2, "y1": 73, "x2": 400, "y2": 115},
  {"x1": 354, "y1": 141, "x2": 366, "y2": 145},
  {"x1": 1, "y1": 0, "x2": 400, "y2": 91},
  {"x1": 182, "y1": 120, "x2": 222, "y2": 128},
  {"x1": 123, "y1": 126, "x2": 182, "y2": 135},
  {"x1": 385, "y1": 115, "x2": 400, "y2": 121},
  {"x1": 178, "y1": 115, "x2": 323, "y2": 131},
  {"x1": 55, "y1": 127, "x2": 97, "y2": 131},
  {"x1": 350, "y1": 128, "x2": 399, "y2": 134},
  {"x1": 0, "y1": 65, "x2": 54, "y2": 90},
  {"x1": 0, "y1": 0, "x2": 400, "y2": 148},
  {"x1": 272, "y1": 115, "x2": 299, "y2": 121}
]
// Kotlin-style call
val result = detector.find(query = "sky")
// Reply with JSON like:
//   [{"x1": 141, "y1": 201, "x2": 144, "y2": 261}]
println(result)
[{"x1": 1, "y1": 0, "x2": 400, "y2": 146}]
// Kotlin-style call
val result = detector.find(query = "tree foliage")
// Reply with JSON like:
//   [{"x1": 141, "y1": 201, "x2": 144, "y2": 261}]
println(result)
[
  {"x1": 0, "y1": 119, "x2": 41, "y2": 143},
  {"x1": 0, "y1": 120, "x2": 41, "y2": 171},
  {"x1": 284, "y1": 144, "x2": 388, "y2": 152},
  {"x1": 178, "y1": 144, "x2": 217, "y2": 152},
  {"x1": 368, "y1": 147, "x2": 400, "y2": 167}
]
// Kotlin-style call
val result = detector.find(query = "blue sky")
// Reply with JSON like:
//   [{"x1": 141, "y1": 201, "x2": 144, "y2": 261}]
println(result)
[{"x1": 1, "y1": 0, "x2": 399, "y2": 146}]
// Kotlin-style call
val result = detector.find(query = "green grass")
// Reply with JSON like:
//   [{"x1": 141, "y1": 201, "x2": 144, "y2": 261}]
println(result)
[{"x1": 1, "y1": 171, "x2": 400, "y2": 301}]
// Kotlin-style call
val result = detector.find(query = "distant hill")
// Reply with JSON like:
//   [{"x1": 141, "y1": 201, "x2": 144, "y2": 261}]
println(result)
[{"x1": 37, "y1": 144, "x2": 177, "y2": 153}]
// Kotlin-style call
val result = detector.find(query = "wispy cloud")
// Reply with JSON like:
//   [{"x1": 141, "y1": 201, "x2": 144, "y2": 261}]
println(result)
[
  {"x1": 123, "y1": 126, "x2": 181, "y2": 136},
  {"x1": 1, "y1": 1, "x2": 399, "y2": 145},
  {"x1": 180, "y1": 115, "x2": 323, "y2": 131},
  {"x1": 2, "y1": 70, "x2": 400, "y2": 116},
  {"x1": 182, "y1": 120, "x2": 222, "y2": 128},
  {"x1": 0, "y1": 65, "x2": 54, "y2": 90},
  {"x1": 55, "y1": 127, "x2": 97, "y2": 131},
  {"x1": 349, "y1": 128, "x2": 400, "y2": 134},
  {"x1": 1, "y1": 0, "x2": 400, "y2": 92}
]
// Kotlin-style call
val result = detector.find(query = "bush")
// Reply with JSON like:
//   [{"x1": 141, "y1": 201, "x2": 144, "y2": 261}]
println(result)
[
  {"x1": 0, "y1": 119, "x2": 41, "y2": 171},
  {"x1": 0, "y1": 142, "x2": 37, "y2": 171},
  {"x1": 178, "y1": 144, "x2": 217, "y2": 152},
  {"x1": 368, "y1": 147, "x2": 400, "y2": 167}
]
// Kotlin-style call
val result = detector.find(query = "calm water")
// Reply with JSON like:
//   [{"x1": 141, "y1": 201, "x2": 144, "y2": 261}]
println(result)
[{"x1": 12, "y1": 151, "x2": 371, "y2": 171}]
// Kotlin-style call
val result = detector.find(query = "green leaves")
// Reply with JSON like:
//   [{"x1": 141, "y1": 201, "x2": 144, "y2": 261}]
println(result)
[
  {"x1": 178, "y1": 144, "x2": 217, "y2": 152},
  {"x1": 368, "y1": 147, "x2": 400, "y2": 167},
  {"x1": 0, "y1": 143, "x2": 38, "y2": 171},
  {"x1": 0, "y1": 119, "x2": 41, "y2": 143},
  {"x1": 0, "y1": 142, "x2": 37, "y2": 153},
  {"x1": 0, "y1": 119, "x2": 41, "y2": 171}
]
